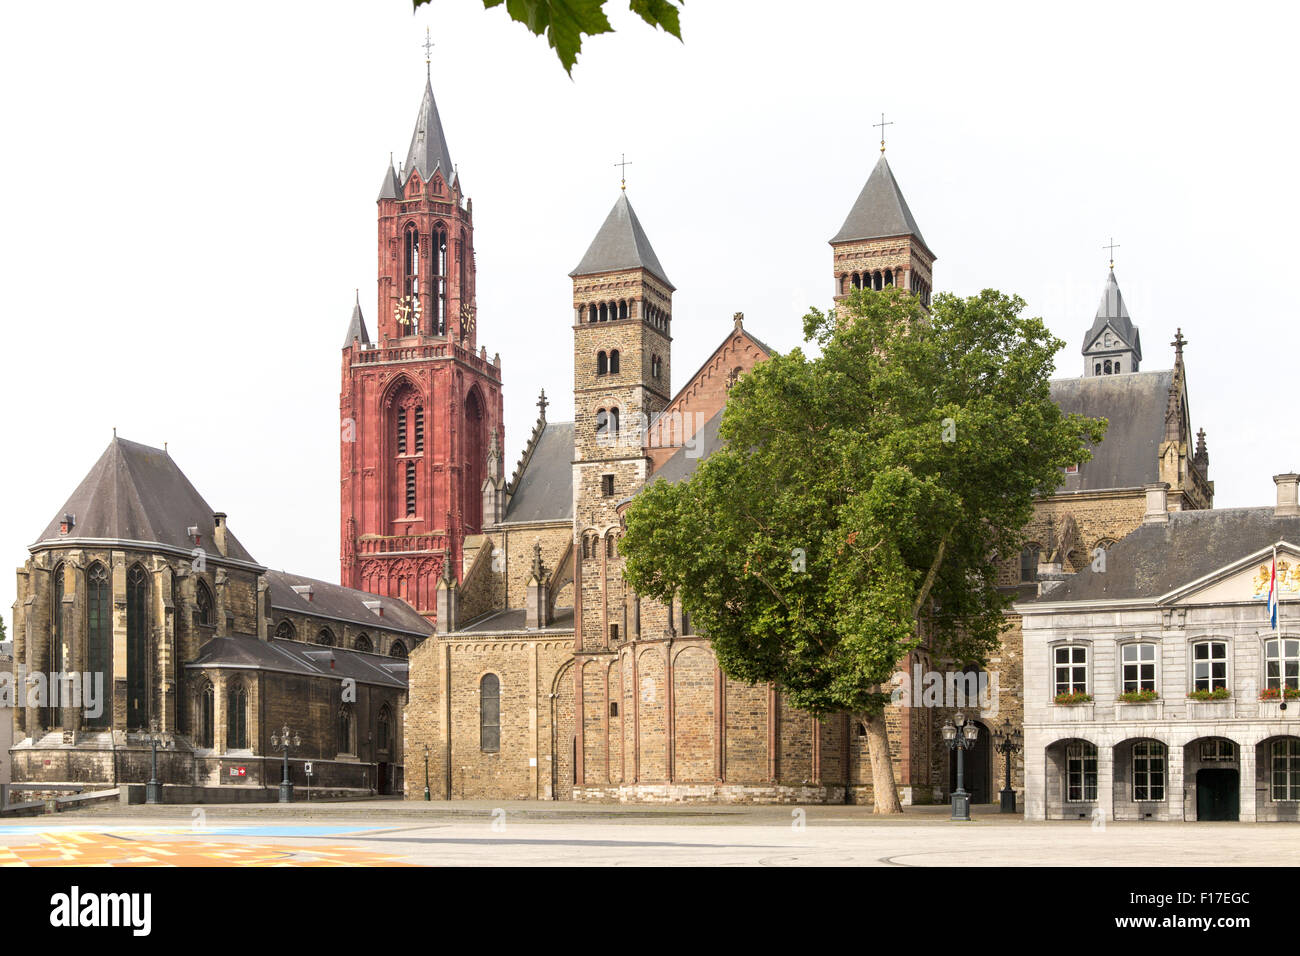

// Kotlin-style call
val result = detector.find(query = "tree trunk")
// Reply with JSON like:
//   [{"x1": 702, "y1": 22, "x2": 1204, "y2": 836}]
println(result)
[{"x1": 863, "y1": 710, "x2": 902, "y2": 813}]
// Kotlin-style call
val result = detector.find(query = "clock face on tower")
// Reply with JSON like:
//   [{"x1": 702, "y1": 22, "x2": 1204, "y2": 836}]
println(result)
[
  {"x1": 460, "y1": 302, "x2": 476, "y2": 339},
  {"x1": 395, "y1": 294, "x2": 422, "y2": 334}
]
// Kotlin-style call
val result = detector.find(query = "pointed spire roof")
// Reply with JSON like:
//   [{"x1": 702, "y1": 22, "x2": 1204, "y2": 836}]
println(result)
[
  {"x1": 378, "y1": 155, "x2": 401, "y2": 200},
  {"x1": 1083, "y1": 269, "x2": 1142, "y2": 360},
  {"x1": 403, "y1": 77, "x2": 453, "y2": 184},
  {"x1": 831, "y1": 154, "x2": 929, "y2": 249},
  {"x1": 570, "y1": 192, "x2": 674, "y2": 289},
  {"x1": 32, "y1": 437, "x2": 259, "y2": 564},
  {"x1": 343, "y1": 290, "x2": 370, "y2": 347}
]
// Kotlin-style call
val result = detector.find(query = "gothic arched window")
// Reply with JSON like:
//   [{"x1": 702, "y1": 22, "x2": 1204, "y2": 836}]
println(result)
[
  {"x1": 390, "y1": 640, "x2": 407, "y2": 659},
  {"x1": 48, "y1": 564, "x2": 65, "y2": 728},
  {"x1": 197, "y1": 680, "x2": 214, "y2": 749},
  {"x1": 377, "y1": 705, "x2": 392, "y2": 752},
  {"x1": 1020, "y1": 544, "x2": 1041, "y2": 583},
  {"x1": 195, "y1": 579, "x2": 214, "y2": 627},
  {"x1": 338, "y1": 705, "x2": 355, "y2": 755},
  {"x1": 227, "y1": 682, "x2": 248, "y2": 750},
  {"x1": 126, "y1": 564, "x2": 149, "y2": 730},
  {"x1": 433, "y1": 225, "x2": 448, "y2": 335},
  {"x1": 480, "y1": 674, "x2": 501, "y2": 752},
  {"x1": 316, "y1": 628, "x2": 334, "y2": 646},
  {"x1": 354, "y1": 634, "x2": 372, "y2": 653},
  {"x1": 87, "y1": 562, "x2": 112, "y2": 728},
  {"x1": 402, "y1": 222, "x2": 420, "y2": 332},
  {"x1": 274, "y1": 619, "x2": 295, "y2": 641},
  {"x1": 463, "y1": 389, "x2": 486, "y2": 533}
]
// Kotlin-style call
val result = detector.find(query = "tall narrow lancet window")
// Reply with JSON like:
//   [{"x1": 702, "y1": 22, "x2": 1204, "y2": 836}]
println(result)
[
  {"x1": 597, "y1": 351, "x2": 608, "y2": 376},
  {"x1": 198, "y1": 681, "x2": 214, "y2": 749},
  {"x1": 397, "y1": 406, "x2": 408, "y2": 454},
  {"x1": 463, "y1": 390, "x2": 485, "y2": 532},
  {"x1": 227, "y1": 683, "x2": 248, "y2": 749},
  {"x1": 126, "y1": 564, "x2": 149, "y2": 730},
  {"x1": 87, "y1": 562, "x2": 112, "y2": 728},
  {"x1": 434, "y1": 225, "x2": 448, "y2": 335},
  {"x1": 403, "y1": 223, "x2": 420, "y2": 333},
  {"x1": 480, "y1": 674, "x2": 501, "y2": 752},
  {"x1": 609, "y1": 350, "x2": 620, "y2": 374},
  {"x1": 610, "y1": 407, "x2": 620, "y2": 437},
  {"x1": 415, "y1": 406, "x2": 424, "y2": 453},
  {"x1": 405, "y1": 460, "x2": 417, "y2": 516},
  {"x1": 48, "y1": 565, "x2": 65, "y2": 728}
]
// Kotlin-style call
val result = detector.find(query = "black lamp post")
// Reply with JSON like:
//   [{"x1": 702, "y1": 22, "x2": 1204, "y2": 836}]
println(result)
[
  {"x1": 423, "y1": 744, "x2": 431, "y2": 801},
  {"x1": 270, "y1": 725, "x2": 301, "y2": 804},
  {"x1": 942, "y1": 711, "x2": 979, "y2": 821},
  {"x1": 145, "y1": 717, "x2": 165, "y2": 805},
  {"x1": 992, "y1": 718, "x2": 1023, "y2": 813}
]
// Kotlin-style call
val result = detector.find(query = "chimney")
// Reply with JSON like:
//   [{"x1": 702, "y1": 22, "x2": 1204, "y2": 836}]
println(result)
[
  {"x1": 212, "y1": 512, "x2": 228, "y2": 557},
  {"x1": 1275, "y1": 474, "x2": 1300, "y2": 517},
  {"x1": 59, "y1": 513, "x2": 75, "y2": 535},
  {"x1": 1143, "y1": 482, "x2": 1170, "y2": 524}
]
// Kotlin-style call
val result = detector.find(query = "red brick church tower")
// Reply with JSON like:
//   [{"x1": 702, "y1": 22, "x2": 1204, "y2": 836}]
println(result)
[{"x1": 340, "y1": 67, "x2": 504, "y2": 622}]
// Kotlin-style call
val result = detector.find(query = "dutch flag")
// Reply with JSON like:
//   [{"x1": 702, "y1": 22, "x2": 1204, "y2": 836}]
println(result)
[{"x1": 1268, "y1": 548, "x2": 1279, "y2": 631}]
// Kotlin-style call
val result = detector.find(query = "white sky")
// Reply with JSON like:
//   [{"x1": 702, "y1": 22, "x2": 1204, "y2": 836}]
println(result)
[{"x1": 3, "y1": 0, "x2": 1298, "y2": 626}]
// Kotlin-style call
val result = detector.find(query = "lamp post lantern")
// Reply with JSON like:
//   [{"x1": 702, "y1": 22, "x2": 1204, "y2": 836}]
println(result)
[
  {"x1": 992, "y1": 718, "x2": 1023, "y2": 813},
  {"x1": 270, "y1": 725, "x2": 301, "y2": 804},
  {"x1": 942, "y1": 712, "x2": 980, "y2": 821},
  {"x1": 423, "y1": 743, "x2": 431, "y2": 801},
  {"x1": 145, "y1": 717, "x2": 166, "y2": 805}
]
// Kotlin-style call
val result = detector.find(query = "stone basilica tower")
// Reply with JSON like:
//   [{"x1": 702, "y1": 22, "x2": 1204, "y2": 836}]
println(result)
[{"x1": 340, "y1": 70, "x2": 504, "y2": 622}]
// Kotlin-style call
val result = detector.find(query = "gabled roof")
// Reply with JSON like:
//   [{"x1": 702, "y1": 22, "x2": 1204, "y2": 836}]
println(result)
[
  {"x1": 343, "y1": 291, "x2": 370, "y2": 347},
  {"x1": 403, "y1": 77, "x2": 454, "y2": 185},
  {"x1": 570, "y1": 192, "x2": 674, "y2": 289},
  {"x1": 1082, "y1": 269, "x2": 1142, "y2": 360},
  {"x1": 188, "y1": 636, "x2": 409, "y2": 689},
  {"x1": 503, "y1": 422, "x2": 575, "y2": 524},
  {"x1": 653, "y1": 408, "x2": 725, "y2": 485},
  {"x1": 830, "y1": 154, "x2": 929, "y2": 250},
  {"x1": 33, "y1": 438, "x2": 258, "y2": 565},
  {"x1": 1049, "y1": 369, "x2": 1174, "y2": 492},
  {"x1": 266, "y1": 569, "x2": 434, "y2": 638},
  {"x1": 1025, "y1": 507, "x2": 1300, "y2": 605}
]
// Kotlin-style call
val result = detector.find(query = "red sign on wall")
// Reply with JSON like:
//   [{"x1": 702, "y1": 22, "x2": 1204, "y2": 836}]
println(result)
[{"x1": 228, "y1": 766, "x2": 246, "y2": 777}]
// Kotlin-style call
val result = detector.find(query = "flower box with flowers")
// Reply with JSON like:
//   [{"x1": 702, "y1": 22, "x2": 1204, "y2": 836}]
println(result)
[
  {"x1": 1186, "y1": 688, "x2": 1234, "y2": 720},
  {"x1": 1258, "y1": 687, "x2": 1300, "y2": 719}
]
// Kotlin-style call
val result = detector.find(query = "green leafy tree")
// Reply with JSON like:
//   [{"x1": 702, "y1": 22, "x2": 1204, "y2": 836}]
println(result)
[
  {"x1": 620, "y1": 287, "x2": 1106, "y2": 812},
  {"x1": 0, "y1": 613, "x2": 6, "y2": 642},
  {"x1": 415, "y1": 0, "x2": 683, "y2": 74}
]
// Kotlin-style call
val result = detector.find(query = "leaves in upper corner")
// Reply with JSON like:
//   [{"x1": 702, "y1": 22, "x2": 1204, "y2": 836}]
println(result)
[{"x1": 415, "y1": 0, "x2": 683, "y2": 75}]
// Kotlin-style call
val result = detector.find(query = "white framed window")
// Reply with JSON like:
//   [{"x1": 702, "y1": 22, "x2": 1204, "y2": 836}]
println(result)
[
  {"x1": 1054, "y1": 645, "x2": 1088, "y2": 695},
  {"x1": 1132, "y1": 741, "x2": 1166, "y2": 801},
  {"x1": 1192, "y1": 640, "x2": 1228, "y2": 692},
  {"x1": 1265, "y1": 638, "x2": 1300, "y2": 691},
  {"x1": 1066, "y1": 741, "x2": 1098, "y2": 802},
  {"x1": 1199, "y1": 738, "x2": 1236, "y2": 762},
  {"x1": 1272, "y1": 739, "x2": 1300, "y2": 801},
  {"x1": 1121, "y1": 643, "x2": 1157, "y2": 694}
]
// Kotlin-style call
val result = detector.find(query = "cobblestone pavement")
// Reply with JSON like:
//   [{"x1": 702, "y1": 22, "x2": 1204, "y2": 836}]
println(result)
[{"x1": 0, "y1": 801, "x2": 1293, "y2": 866}]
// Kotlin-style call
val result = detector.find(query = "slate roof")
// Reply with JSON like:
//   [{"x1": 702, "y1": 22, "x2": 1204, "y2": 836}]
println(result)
[
  {"x1": 570, "y1": 192, "x2": 674, "y2": 289},
  {"x1": 343, "y1": 291, "x2": 370, "y2": 347},
  {"x1": 33, "y1": 438, "x2": 259, "y2": 564},
  {"x1": 503, "y1": 422, "x2": 575, "y2": 524},
  {"x1": 830, "y1": 154, "x2": 930, "y2": 250},
  {"x1": 266, "y1": 569, "x2": 434, "y2": 638},
  {"x1": 458, "y1": 607, "x2": 575, "y2": 633},
  {"x1": 403, "y1": 78, "x2": 454, "y2": 184},
  {"x1": 1048, "y1": 369, "x2": 1173, "y2": 493},
  {"x1": 377, "y1": 157, "x2": 401, "y2": 201},
  {"x1": 1082, "y1": 269, "x2": 1142, "y2": 360},
  {"x1": 1026, "y1": 507, "x2": 1300, "y2": 604},
  {"x1": 652, "y1": 408, "x2": 725, "y2": 485},
  {"x1": 187, "y1": 636, "x2": 409, "y2": 689}
]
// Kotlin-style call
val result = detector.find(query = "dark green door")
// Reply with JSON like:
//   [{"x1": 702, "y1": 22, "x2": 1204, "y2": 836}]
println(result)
[{"x1": 1196, "y1": 769, "x2": 1239, "y2": 821}]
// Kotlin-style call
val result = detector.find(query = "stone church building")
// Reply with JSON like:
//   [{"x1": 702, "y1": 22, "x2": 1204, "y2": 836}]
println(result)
[{"x1": 8, "y1": 69, "x2": 1231, "y2": 809}]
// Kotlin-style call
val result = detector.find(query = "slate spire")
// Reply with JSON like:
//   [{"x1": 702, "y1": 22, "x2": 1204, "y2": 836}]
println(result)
[
  {"x1": 831, "y1": 154, "x2": 929, "y2": 248},
  {"x1": 403, "y1": 77, "x2": 454, "y2": 184},
  {"x1": 378, "y1": 153, "x2": 401, "y2": 201},
  {"x1": 1082, "y1": 268, "x2": 1142, "y2": 374},
  {"x1": 343, "y1": 289, "x2": 370, "y2": 348},
  {"x1": 570, "y1": 192, "x2": 673, "y2": 289}
]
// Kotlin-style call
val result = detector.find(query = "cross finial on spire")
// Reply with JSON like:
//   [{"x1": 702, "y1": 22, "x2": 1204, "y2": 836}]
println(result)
[
  {"x1": 537, "y1": 388, "x2": 549, "y2": 420},
  {"x1": 874, "y1": 113, "x2": 894, "y2": 153},
  {"x1": 423, "y1": 27, "x2": 434, "y2": 78},
  {"x1": 1104, "y1": 237, "x2": 1121, "y2": 270},
  {"x1": 615, "y1": 153, "x2": 632, "y2": 190},
  {"x1": 1171, "y1": 327, "x2": 1186, "y2": 359}
]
